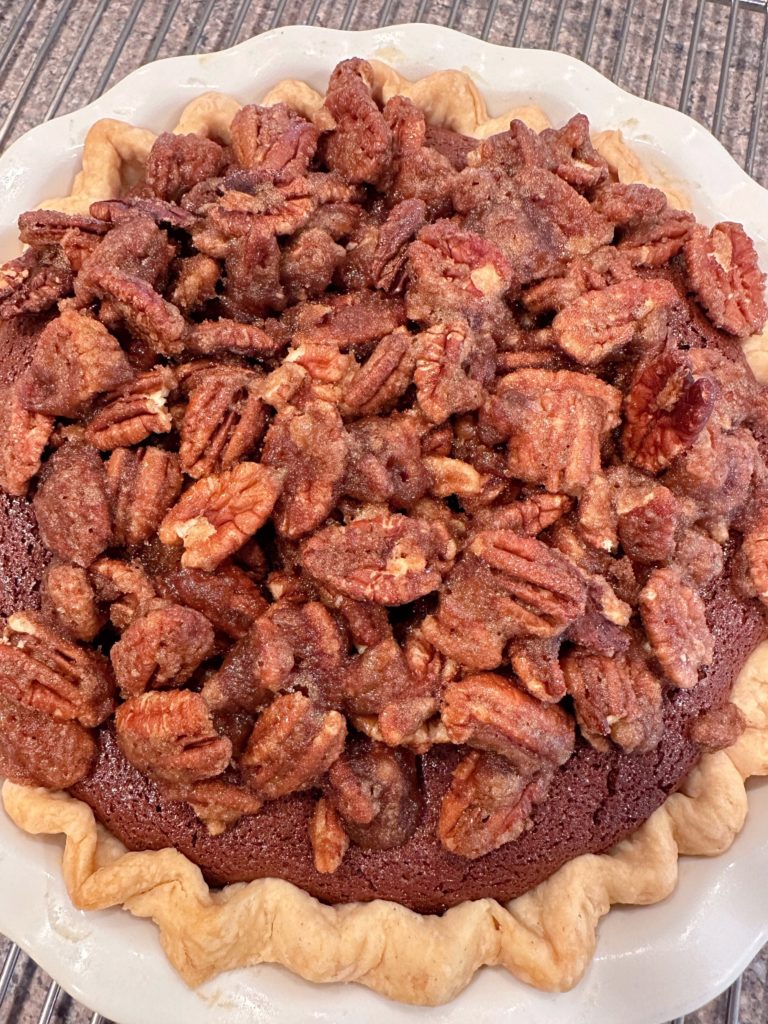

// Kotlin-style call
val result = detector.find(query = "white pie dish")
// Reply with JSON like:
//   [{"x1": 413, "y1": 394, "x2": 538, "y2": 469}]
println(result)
[{"x1": 0, "y1": 20, "x2": 767, "y2": 1024}]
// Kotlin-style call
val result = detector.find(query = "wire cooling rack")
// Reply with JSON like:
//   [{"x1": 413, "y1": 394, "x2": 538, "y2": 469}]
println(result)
[{"x1": 0, "y1": 1, "x2": 766, "y2": 1022}]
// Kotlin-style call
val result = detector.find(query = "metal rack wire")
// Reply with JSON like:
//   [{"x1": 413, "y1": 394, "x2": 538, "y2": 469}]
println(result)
[{"x1": 0, "y1": 1, "x2": 766, "y2": 1021}]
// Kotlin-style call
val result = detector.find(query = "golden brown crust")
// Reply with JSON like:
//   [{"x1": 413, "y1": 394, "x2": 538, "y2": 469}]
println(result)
[{"x1": 4, "y1": 61, "x2": 766, "y2": 1005}]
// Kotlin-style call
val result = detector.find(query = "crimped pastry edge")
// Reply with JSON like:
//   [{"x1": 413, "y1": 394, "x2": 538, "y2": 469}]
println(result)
[{"x1": 3, "y1": 60, "x2": 768, "y2": 1005}]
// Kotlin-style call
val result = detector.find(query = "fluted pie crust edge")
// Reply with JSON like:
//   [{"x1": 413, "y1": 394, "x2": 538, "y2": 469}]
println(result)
[{"x1": 2, "y1": 62, "x2": 768, "y2": 1005}]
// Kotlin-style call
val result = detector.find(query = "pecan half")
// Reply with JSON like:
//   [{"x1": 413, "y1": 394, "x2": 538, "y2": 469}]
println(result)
[
  {"x1": 562, "y1": 648, "x2": 664, "y2": 753},
  {"x1": 84, "y1": 366, "x2": 176, "y2": 450},
  {"x1": 301, "y1": 512, "x2": 456, "y2": 605},
  {"x1": 438, "y1": 750, "x2": 552, "y2": 859},
  {"x1": 17, "y1": 309, "x2": 133, "y2": 418},
  {"x1": 159, "y1": 461, "x2": 283, "y2": 570},
  {"x1": 0, "y1": 384, "x2": 53, "y2": 496},
  {"x1": 327, "y1": 737, "x2": 422, "y2": 850},
  {"x1": 0, "y1": 611, "x2": 114, "y2": 726},
  {"x1": 180, "y1": 365, "x2": 267, "y2": 479},
  {"x1": 552, "y1": 277, "x2": 678, "y2": 365},
  {"x1": 158, "y1": 564, "x2": 267, "y2": 640},
  {"x1": 106, "y1": 446, "x2": 183, "y2": 547},
  {"x1": 240, "y1": 692, "x2": 346, "y2": 799},
  {"x1": 684, "y1": 222, "x2": 767, "y2": 337},
  {"x1": 42, "y1": 562, "x2": 104, "y2": 642},
  {"x1": 689, "y1": 703, "x2": 745, "y2": 752},
  {"x1": 508, "y1": 637, "x2": 566, "y2": 703},
  {"x1": 341, "y1": 327, "x2": 416, "y2": 415},
  {"x1": 0, "y1": 693, "x2": 96, "y2": 789},
  {"x1": 90, "y1": 557, "x2": 157, "y2": 631},
  {"x1": 622, "y1": 350, "x2": 716, "y2": 474},
  {"x1": 441, "y1": 672, "x2": 574, "y2": 772},
  {"x1": 33, "y1": 442, "x2": 112, "y2": 567},
  {"x1": 261, "y1": 401, "x2": 348, "y2": 539},
  {"x1": 110, "y1": 602, "x2": 215, "y2": 697},
  {"x1": 639, "y1": 567, "x2": 713, "y2": 688},
  {"x1": 414, "y1": 319, "x2": 494, "y2": 423},
  {"x1": 115, "y1": 690, "x2": 232, "y2": 785}
]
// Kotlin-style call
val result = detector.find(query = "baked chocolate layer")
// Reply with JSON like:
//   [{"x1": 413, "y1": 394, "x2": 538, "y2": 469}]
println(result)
[{"x1": 65, "y1": 568, "x2": 763, "y2": 914}]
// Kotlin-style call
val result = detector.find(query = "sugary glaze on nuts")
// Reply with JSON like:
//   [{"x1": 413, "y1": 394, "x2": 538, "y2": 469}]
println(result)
[{"x1": 1, "y1": 58, "x2": 767, "y2": 910}]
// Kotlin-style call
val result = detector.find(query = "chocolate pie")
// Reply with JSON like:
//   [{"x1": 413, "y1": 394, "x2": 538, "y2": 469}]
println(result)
[{"x1": 2, "y1": 57, "x2": 768, "y2": 1004}]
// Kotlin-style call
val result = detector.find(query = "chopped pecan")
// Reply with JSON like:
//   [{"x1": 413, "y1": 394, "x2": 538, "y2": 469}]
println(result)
[
  {"x1": 180, "y1": 365, "x2": 266, "y2": 479},
  {"x1": 167, "y1": 253, "x2": 220, "y2": 313},
  {"x1": 17, "y1": 309, "x2": 133, "y2": 418},
  {"x1": 201, "y1": 631, "x2": 269, "y2": 715},
  {"x1": 89, "y1": 557, "x2": 157, "y2": 630},
  {"x1": 371, "y1": 198, "x2": 427, "y2": 289},
  {"x1": 414, "y1": 319, "x2": 494, "y2": 423},
  {"x1": 301, "y1": 512, "x2": 456, "y2": 605},
  {"x1": 0, "y1": 384, "x2": 53, "y2": 496},
  {"x1": 159, "y1": 461, "x2": 282, "y2": 570},
  {"x1": 317, "y1": 58, "x2": 392, "y2": 185},
  {"x1": 689, "y1": 703, "x2": 745, "y2": 752},
  {"x1": 168, "y1": 777, "x2": 264, "y2": 835},
  {"x1": 327, "y1": 737, "x2": 422, "y2": 850},
  {"x1": 342, "y1": 637, "x2": 414, "y2": 716},
  {"x1": 552, "y1": 278, "x2": 678, "y2": 365},
  {"x1": 639, "y1": 567, "x2": 713, "y2": 688},
  {"x1": 407, "y1": 220, "x2": 513, "y2": 322},
  {"x1": 231, "y1": 102, "x2": 319, "y2": 181},
  {"x1": 84, "y1": 365, "x2": 176, "y2": 450},
  {"x1": 590, "y1": 181, "x2": 668, "y2": 227},
  {"x1": 309, "y1": 796, "x2": 349, "y2": 873},
  {"x1": 438, "y1": 750, "x2": 552, "y2": 859},
  {"x1": 622, "y1": 349, "x2": 716, "y2": 474},
  {"x1": 281, "y1": 227, "x2": 345, "y2": 301},
  {"x1": 0, "y1": 611, "x2": 114, "y2": 726},
  {"x1": 144, "y1": 132, "x2": 226, "y2": 202},
  {"x1": 158, "y1": 564, "x2": 267, "y2": 640},
  {"x1": 341, "y1": 327, "x2": 416, "y2": 415},
  {"x1": 0, "y1": 693, "x2": 97, "y2": 789},
  {"x1": 241, "y1": 692, "x2": 346, "y2": 799},
  {"x1": 508, "y1": 637, "x2": 566, "y2": 703},
  {"x1": 33, "y1": 442, "x2": 112, "y2": 567},
  {"x1": 106, "y1": 446, "x2": 182, "y2": 547},
  {"x1": 383, "y1": 97, "x2": 457, "y2": 218},
  {"x1": 441, "y1": 672, "x2": 574, "y2": 772},
  {"x1": 115, "y1": 690, "x2": 232, "y2": 785},
  {"x1": 684, "y1": 221, "x2": 767, "y2": 337},
  {"x1": 110, "y1": 602, "x2": 215, "y2": 697},
  {"x1": 562, "y1": 648, "x2": 664, "y2": 753},
  {"x1": 673, "y1": 529, "x2": 724, "y2": 589},
  {"x1": 424, "y1": 456, "x2": 485, "y2": 498},
  {"x1": 42, "y1": 562, "x2": 104, "y2": 642}
]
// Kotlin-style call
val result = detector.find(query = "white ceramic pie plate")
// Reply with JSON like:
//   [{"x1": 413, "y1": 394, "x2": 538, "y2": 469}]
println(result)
[{"x1": 0, "y1": 22, "x2": 767, "y2": 1024}]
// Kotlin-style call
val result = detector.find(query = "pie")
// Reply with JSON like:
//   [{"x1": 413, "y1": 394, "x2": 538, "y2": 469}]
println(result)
[{"x1": 1, "y1": 57, "x2": 768, "y2": 1006}]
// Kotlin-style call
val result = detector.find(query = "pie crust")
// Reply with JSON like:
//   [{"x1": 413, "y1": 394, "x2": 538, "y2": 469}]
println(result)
[{"x1": 2, "y1": 62, "x2": 768, "y2": 1006}]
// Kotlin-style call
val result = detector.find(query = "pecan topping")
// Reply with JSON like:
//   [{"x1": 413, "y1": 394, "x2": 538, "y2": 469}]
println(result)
[
  {"x1": 622, "y1": 350, "x2": 716, "y2": 474},
  {"x1": 684, "y1": 222, "x2": 767, "y2": 337},
  {"x1": 262, "y1": 401, "x2": 348, "y2": 538},
  {"x1": 241, "y1": 692, "x2": 346, "y2": 799},
  {"x1": 639, "y1": 567, "x2": 714, "y2": 688},
  {"x1": 441, "y1": 673, "x2": 574, "y2": 771},
  {"x1": 327, "y1": 737, "x2": 422, "y2": 850},
  {"x1": 317, "y1": 59, "x2": 392, "y2": 185},
  {"x1": 180, "y1": 365, "x2": 266, "y2": 479},
  {"x1": 562, "y1": 648, "x2": 664, "y2": 753},
  {"x1": 301, "y1": 512, "x2": 456, "y2": 605},
  {"x1": 341, "y1": 327, "x2": 416, "y2": 415},
  {"x1": 309, "y1": 797, "x2": 349, "y2": 873},
  {"x1": 110, "y1": 603, "x2": 215, "y2": 697},
  {"x1": 689, "y1": 703, "x2": 746, "y2": 752},
  {"x1": 438, "y1": 750, "x2": 553, "y2": 859},
  {"x1": 106, "y1": 446, "x2": 182, "y2": 547},
  {"x1": 230, "y1": 103, "x2": 319, "y2": 182},
  {"x1": 90, "y1": 557, "x2": 157, "y2": 630},
  {"x1": 17, "y1": 309, "x2": 133, "y2": 418},
  {"x1": 414, "y1": 320, "x2": 494, "y2": 423},
  {"x1": 159, "y1": 461, "x2": 282, "y2": 570},
  {"x1": 168, "y1": 778, "x2": 264, "y2": 835},
  {"x1": 0, "y1": 611, "x2": 114, "y2": 727},
  {"x1": 158, "y1": 564, "x2": 267, "y2": 640},
  {"x1": 33, "y1": 442, "x2": 112, "y2": 567},
  {"x1": 115, "y1": 690, "x2": 231, "y2": 785},
  {"x1": 0, "y1": 693, "x2": 97, "y2": 789},
  {"x1": 508, "y1": 637, "x2": 566, "y2": 703},
  {"x1": 84, "y1": 366, "x2": 176, "y2": 450},
  {"x1": 145, "y1": 132, "x2": 226, "y2": 202}
]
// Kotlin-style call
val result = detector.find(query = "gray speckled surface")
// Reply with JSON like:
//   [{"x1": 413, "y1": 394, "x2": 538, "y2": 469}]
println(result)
[{"x1": 0, "y1": 1, "x2": 766, "y2": 1022}]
